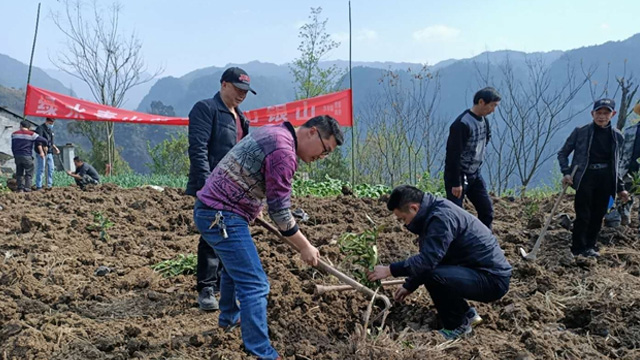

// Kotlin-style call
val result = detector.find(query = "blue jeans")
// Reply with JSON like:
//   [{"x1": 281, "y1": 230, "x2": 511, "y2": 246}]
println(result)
[
  {"x1": 421, "y1": 265, "x2": 510, "y2": 329},
  {"x1": 35, "y1": 153, "x2": 54, "y2": 188},
  {"x1": 193, "y1": 200, "x2": 279, "y2": 360}
]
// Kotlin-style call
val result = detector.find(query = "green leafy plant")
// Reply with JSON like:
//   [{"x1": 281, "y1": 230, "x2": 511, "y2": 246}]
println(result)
[
  {"x1": 338, "y1": 216, "x2": 382, "y2": 289},
  {"x1": 151, "y1": 253, "x2": 197, "y2": 278},
  {"x1": 87, "y1": 211, "x2": 114, "y2": 241}
]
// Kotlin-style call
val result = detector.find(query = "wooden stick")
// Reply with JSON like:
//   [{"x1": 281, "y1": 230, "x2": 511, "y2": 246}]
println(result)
[
  {"x1": 255, "y1": 218, "x2": 392, "y2": 321},
  {"x1": 316, "y1": 279, "x2": 405, "y2": 294},
  {"x1": 519, "y1": 165, "x2": 578, "y2": 261}
]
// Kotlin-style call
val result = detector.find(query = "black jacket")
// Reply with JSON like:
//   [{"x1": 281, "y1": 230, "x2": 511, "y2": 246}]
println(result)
[
  {"x1": 35, "y1": 123, "x2": 54, "y2": 153},
  {"x1": 389, "y1": 193, "x2": 512, "y2": 292},
  {"x1": 557, "y1": 122, "x2": 624, "y2": 194},
  {"x1": 186, "y1": 92, "x2": 249, "y2": 196}
]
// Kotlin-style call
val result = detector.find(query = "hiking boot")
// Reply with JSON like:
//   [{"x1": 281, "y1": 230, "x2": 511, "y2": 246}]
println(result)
[
  {"x1": 465, "y1": 307, "x2": 483, "y2": 327},
  {"x1": 197, "y1": 287, "x2": 219, "y2": 311},
  {"x1": 439, "y1": 323, "x2": 472, "y2": 340}
]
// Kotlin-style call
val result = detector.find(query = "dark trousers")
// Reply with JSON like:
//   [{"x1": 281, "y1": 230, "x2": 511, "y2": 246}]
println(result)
[
  {"x1": 15, "y1": 156, "x2": 34, "y2": 191},
  {"x1": 75, "y1": 175, "x2": 99, "y2": 189},
  {"x1": 572, "y1": 168, "x2": 613, "y2": 254},
  {"x1": 421, "y1": 265, "x2": 510, "y2": 329},
  {"x1": 197, "y1": 232, "x2": 222, "y2": 292},
  {"x1": 445, "y1": 173, "x2": 494, "y2": 229}
]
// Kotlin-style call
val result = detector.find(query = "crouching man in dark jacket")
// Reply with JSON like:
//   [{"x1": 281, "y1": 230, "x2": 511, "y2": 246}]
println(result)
[
  {"x1": 368, "y1": 185, "x2": 512, "y2": 340},
  {"x1": 557, "y1": 98, "x2": 629, "y2": 258}
]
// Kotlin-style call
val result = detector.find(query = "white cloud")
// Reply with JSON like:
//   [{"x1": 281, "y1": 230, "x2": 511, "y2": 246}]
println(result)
[
  {"x1": 600, "y1": 23, "x2": 610, "y2": 30},
  {"x1": 413, "y1": 25, "x2": 461, "y2": 42},
  {"x1": 356, "y1": 29, "x2": 378, "y2": 41},
  {"x1": 331, "y1": 29, "x2": 378, "y2": 43},
  {"x1": 333, "y1": 32, "x2": 350, "y2": 43}
]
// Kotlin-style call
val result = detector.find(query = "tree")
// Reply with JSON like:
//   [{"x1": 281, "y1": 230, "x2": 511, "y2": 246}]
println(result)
[
  {"x1": 51, "y1": 0, "x2": 161, "y2": 174},
  {"x1": 357, "y1": 67, "x2": 445, "y2": 187},
  {"x1": 147, "y1": 132, "x2": 189, "y2": 176},
  {"x1": 290, "y1": 6, "x2": 348, "y2": 181},
  {"x1": 488, "y1": 55, "x2": 590, "y2": 196},
  {"x1": 615, "y1": 75, "x2": 638, "y2": 130},
  {"x1": 148, "y1": 100, "x2": 176, "y2": 117},
  {"x1": 290, "y1": 7, "x2": 342, "y2": 100}
]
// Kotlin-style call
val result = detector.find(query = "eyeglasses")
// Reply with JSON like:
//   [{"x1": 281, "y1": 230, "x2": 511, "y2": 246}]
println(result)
[{"x1": 316, "y1": 129, "x2": 330, "y2": 156}]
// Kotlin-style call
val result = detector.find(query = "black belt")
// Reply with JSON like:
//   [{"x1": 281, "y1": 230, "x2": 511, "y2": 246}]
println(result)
[{"x1": 587, "y1": 163, "x2": 609, "y2": 170}]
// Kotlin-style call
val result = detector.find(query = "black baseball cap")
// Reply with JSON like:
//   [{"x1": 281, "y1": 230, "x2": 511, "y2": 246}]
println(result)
[
  {"x1": 593, "y1": 98, "x2": 615, "y2": 112},
  {"x1": 220, "y1": 67, "x2": 256, "y2": 95}
]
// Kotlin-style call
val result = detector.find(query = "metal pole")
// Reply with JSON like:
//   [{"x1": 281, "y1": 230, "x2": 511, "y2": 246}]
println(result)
[
  {"x1": 349, "y1": 1, "x2": 356, "y2": 186},
  {"x1": 24, "y1": 3, "x2": 42, "y2": 120}
]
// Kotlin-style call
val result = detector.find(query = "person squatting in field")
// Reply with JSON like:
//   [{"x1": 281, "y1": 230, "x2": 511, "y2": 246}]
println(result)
[{"x1": 367, "y1": 185, "x2": 512, "y2": 340}]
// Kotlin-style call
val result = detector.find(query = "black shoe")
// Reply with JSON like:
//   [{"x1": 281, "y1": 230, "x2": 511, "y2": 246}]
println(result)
[{"x1": 582, "y1": 249, "x2": 600, "y2": 258}]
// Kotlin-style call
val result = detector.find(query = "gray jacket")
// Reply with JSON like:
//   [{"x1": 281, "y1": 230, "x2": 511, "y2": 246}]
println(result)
[{"x1": 557, "y1": 122, "x2": 624, "y2": 195}]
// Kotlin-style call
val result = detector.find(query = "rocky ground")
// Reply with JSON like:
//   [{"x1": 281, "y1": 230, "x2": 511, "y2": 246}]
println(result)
[{"x1": 0, "y1": 185, "x2": 639, "y2": 359}]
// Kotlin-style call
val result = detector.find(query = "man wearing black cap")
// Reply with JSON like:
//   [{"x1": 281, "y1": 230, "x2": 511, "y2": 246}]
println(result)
[
  {"x1": 558, "y1": 98, "x2": 630, "y2": 258},
  {"x1": 186, "y1": 67, "x2": 256, "y2": 311}
]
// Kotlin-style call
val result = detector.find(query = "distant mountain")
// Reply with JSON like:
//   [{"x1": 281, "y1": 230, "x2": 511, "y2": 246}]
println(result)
[
  {"x1": 0, "y1": 54, "x2": 73, "y2": 95},
  {"x1": 3, "y1": 33, "x2": 640, "y2": 179},
  {"x1": 44, "y1": 68, "x2": 158, "y2": 111}
]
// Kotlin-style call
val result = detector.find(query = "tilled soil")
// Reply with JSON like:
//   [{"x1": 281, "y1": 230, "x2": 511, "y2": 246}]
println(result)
[{"x1": 0, "y1": 185, "x2": 639, "y2": 359}]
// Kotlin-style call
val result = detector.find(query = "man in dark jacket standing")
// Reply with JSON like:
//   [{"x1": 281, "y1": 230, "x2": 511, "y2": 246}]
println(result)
[
  {"x1": 444, "y1": 87, "x2": 501, "y2": 229},
  {"x1": 368, "y1": 185, "x2": 512, "y2": 340},
  {"x1": 11, "y1": 120, "x2": 47, "y2": 192},
  {"x1": 558, "y1": 98, "x2": 629, "y2": 258},
  {"x1": 186, "y1": 67, "x2": 255, "y2": 311},
  {"x1": 34, "y1": 117, "x2": 60, "y2": 189}
]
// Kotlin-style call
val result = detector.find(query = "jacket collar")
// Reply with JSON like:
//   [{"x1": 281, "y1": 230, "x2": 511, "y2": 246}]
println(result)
[
  {"x1": 405, "y1": 193, "x2": 436, "y2": 234},
  {"x1": 283, "y1": 122, "x2": 298, "y2": 151}
]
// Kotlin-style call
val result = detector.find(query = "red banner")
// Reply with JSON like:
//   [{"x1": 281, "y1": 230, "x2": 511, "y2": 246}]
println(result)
[
  {"x1": 243, "y1": 89, "x2": 352, "y2": 127},
  {"x1": 24, "y1": 85, "x2": 352, "y2": 127}
]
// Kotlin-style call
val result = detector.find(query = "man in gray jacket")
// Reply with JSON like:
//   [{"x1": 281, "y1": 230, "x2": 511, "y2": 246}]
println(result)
[{"x1": 558, "y1": 98, "x2": 629, "y2": 258}]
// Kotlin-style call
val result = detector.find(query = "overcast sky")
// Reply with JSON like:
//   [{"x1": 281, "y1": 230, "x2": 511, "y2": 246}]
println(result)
[{"x1": 2, "y1": 0, "x2": 639, "y2": 77}]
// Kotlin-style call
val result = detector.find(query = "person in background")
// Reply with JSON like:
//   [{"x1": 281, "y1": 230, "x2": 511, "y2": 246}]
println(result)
[
  {"x1": 11, "y1": 120, "x2": 47, "y2": 192},
  {"x1": 66, "y1": 156, "x2": 100, "y2": 189},
  {"x1": 558, "y1": 98, "x2": 629, "y2": 258},
  {"x1": 444, "y1": 87, "x2": 501, "y2": 230},
  {"x1": 34, "y1": 117, "x2": 60, "y2": 190}
]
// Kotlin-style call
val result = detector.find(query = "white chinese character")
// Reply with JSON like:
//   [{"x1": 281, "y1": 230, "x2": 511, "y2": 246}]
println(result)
[
  {"x1": 267, "y1": 104, "x2": 288, "y2": 123},
  {"x1": 65, "y1": 104, "x2": 86, "y2": 119},
  {"x1": 96, "y1": 110, "x2": 118, "y2": 120},
  {"x1": 36, "y1": 96, "x2": 58, "y2": 116},
  {"x1": 295, "y1": 101, "x2": 316, "y2": 120}
]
